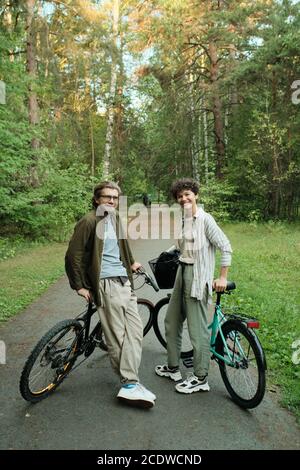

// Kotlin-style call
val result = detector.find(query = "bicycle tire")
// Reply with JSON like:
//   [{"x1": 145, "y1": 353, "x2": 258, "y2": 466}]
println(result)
[
  {"x1": 152, "y1": 297, "x2": 193, "y2": 359},
  {"x1": 137, "y1": 299, "x2": 153, "y2": 336},
  {"x1": 215, "y1": 319, "x2": 266, "y2": 409},
  {"x1": 20, "y1": 319, "x2": 83, "y2": 403}
]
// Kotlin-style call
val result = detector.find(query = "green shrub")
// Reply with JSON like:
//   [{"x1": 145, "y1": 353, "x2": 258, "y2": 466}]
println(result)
[{"x1": 200, "y1": 179, "x2": 236, "y2": 221}]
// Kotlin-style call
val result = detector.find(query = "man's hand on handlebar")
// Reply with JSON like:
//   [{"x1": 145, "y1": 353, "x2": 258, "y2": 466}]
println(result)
[
  {"x1": 131, "y1": 262, "x2": 143, "y2": 272},
  {"x1": 77, "y1": 288, "x2": 92, "y2": 302}
]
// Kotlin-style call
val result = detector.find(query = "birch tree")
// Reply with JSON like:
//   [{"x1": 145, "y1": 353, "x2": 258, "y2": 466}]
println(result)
[
  {"x1": 26, "y1": 0, "x2": 40, "y2": 185},
  {"x1": 103, "y1": 0, "x2": 120, "y2": 178}
]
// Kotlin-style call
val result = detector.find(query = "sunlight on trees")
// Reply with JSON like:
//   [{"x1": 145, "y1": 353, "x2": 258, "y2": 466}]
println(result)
[{"x1": 0, "y1": 0, "x2": 299, "y2": 239}]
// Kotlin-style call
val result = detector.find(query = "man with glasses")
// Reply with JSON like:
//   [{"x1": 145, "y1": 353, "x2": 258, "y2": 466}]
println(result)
[{"x1": 65, "y1": 181, "x2": 156, "y2": 408}]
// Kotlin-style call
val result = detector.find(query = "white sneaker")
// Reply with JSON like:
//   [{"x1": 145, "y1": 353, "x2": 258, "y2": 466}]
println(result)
[
  {"x1": 117, "y1": 383, "x2": 155, "y2": 408},
  {"x1": 155, "y1": 364, "x2": 182, "y2": 382},
  {"x1": 175, "y1": 374, "x2": 210, "y2": 394},
  {"x1": 139, "y1": 384, "x2": 156, "y2": 401}
]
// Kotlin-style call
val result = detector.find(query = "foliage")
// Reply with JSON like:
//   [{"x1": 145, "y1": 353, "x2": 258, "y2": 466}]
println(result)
[
  {"x1": 200, "y1": 178, "x2": 235, "y2": 221},
  {"x1": 126, "y1": 0, "x2": 300, "y2": 220},
  {"x1": 1, "y1": 0, "x2": 300, "y2": 238},
  {"x1": 0, "y1": 242, "x2": 66, "y2": 321},
  {"x1": 221, "y1": 221, "x2": 300, "y2": 420},
  {"x1": 0, "y1": 142, "x2": 98, "y2": 240}
]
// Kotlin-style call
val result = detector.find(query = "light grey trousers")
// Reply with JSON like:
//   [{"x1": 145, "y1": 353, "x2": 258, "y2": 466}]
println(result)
[
  {"x1": 165, "y1": 264, "x2": 211, "y2": 378},
  {"x1": 97, "y1": 278, "x2": 143, "y2": 383}
]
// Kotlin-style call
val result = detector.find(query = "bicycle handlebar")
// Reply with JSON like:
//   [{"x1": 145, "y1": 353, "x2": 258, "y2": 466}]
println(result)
[
  {"x1": 136, "y1": 268, "x2": 160, "y2": 292},
  {"x1": 212, "y1": 281, "x2": 236, "y2": 294},
  {"x1": 135, "y1": 270, "x2": 235, "y2": 295}
]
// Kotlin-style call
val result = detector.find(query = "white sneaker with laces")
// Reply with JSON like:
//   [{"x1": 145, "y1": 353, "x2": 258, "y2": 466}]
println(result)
[
  {"x1": 155, "y1": 364, "x2": 182, "y2": 381},
  {"x1": 140, "y1": 384, "x2": 156, "y2": 401},
  {"x1": 175, "y1": 374, "x2": 210, "y2": 394},
  {"x1": 117, "y1": 383, "x2": 155, "y2": 408}
]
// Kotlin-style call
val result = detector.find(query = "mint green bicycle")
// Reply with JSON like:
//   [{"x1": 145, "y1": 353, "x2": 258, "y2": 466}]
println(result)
[{"x1": 153, "y1": 281, "x2": 267, "y2": 409}]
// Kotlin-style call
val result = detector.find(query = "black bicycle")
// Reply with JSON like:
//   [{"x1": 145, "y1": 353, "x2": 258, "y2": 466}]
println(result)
[{"x1": 19, "y1": 270, "x2": 158, "y2": 403}]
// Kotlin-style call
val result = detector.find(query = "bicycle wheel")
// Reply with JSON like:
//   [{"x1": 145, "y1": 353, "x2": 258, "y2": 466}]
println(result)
[
  {"x1": 153, "y1": 297, "x2": 193, "y2": 359},
  {"x1": 20, "y1": 319, "x2": 83, "y2": 403},
  {"x1": 215, "y1": 319, "x2": 266, "y2": 409},
  {"x1": 137, "y1": 299, "x2": 153, "y2": 336}
]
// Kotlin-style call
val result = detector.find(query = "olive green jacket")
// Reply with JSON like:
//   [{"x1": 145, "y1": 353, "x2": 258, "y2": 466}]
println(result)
[{"x1": 65, "y1": 210, "x2": 135, "y2": 307}]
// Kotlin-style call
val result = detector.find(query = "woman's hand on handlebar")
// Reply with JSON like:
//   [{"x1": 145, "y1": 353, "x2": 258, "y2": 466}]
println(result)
[{"x1": 212, "y1": 277, "x2": 227, "y2": 293}]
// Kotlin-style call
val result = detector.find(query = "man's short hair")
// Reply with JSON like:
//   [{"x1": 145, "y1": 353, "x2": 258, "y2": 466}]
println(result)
[
  {"x1": 170, "y1": 178, "x2": 199, "y2": 200},
  {"x1": 92, "y1": 181, "x2": 121, "y2": 208}
]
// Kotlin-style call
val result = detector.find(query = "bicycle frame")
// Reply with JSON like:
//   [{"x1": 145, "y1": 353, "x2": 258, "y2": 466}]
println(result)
[
  {"x1": 209, "y1": 292, "x2": 261, "y2": 368},
  {"x1": 58, "y1": 303, "x2": 103, "y2": 365},
  {"x1": 209, "y1": 302, "x2": 236, "y2": 366}
]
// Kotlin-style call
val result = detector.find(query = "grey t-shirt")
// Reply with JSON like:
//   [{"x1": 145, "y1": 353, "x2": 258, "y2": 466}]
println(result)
[{"x1": 100, "y1": 217, "x2": 127, "y2": 278}]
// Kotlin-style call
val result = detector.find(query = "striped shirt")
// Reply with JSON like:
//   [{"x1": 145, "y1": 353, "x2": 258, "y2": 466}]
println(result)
[{"x1": 178, "y1": 207, "x2": 232, "y2": 301}]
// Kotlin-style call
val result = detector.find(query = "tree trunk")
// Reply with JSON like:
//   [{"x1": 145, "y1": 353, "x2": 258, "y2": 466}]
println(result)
[
  {"x1": 224, "y1": 44, "x2": 238, "y2": 149},
  {"x1": 84, "y1": 60, "x2": 95, "y2": 177},
  {"x1": 268, "y1": 70, "x2": 281, "y2": 218},
  {"x1": 37, "y1": 1, "x2": 50, "y2": 79},
  {"x1": 4, "y1": 2, "x2": 14, "y2": 63},
  {"x1": 270, "y1": 159, "x2": 280, "y2": 218},
  {"x1": 229, "y1": 44, "x2": 238, "y2": 109},
  {"x1": 103, "y1": 0, "x2": 120, "y2": 178},
  {"x1": 189, "y1": 71, "x2": 200, "y2": 182},
  {"x1": 269, "y1": 135, "x2": 281, "y2": 218},
  {"x1": 199, "y1": 55, "x2": 209, "y2": 185},
  {"x1": 114, "y1": 31, "x2": 125, "y2": 175},
  {"x1": 89, "y1": 112, "x2": 95, "y2": 177},
  {"x1": 26, "y1": 0, "x2": 39, "y2": 132},
  {"x1": 26, "y1": 0, "x2": 40, "y2": 186},
  {"x1": 209, "y1": 42, "x2": 225, "y2": 179},
  {"x1": 201, "y1": 96, "x2": 209, "y2": 185}
]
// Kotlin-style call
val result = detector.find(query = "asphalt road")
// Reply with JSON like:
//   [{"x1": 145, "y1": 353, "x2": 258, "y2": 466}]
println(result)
[{"x1": 0, "y1": 207, "x2": 300, "y2": 450}]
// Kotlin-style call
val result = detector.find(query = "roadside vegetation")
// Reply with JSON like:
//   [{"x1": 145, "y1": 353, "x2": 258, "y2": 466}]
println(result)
[
  {"x1": 0, "y1": 239, "x2": 66, "y2": 321},
  {"x1": 221, "y1": 222, "x2": 300, "y2": 421}
]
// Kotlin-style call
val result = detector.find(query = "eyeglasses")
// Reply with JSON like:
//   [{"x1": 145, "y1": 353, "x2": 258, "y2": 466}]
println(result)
[{"x1": 99, "y1": 194, "x2": 119, "y2": 201}]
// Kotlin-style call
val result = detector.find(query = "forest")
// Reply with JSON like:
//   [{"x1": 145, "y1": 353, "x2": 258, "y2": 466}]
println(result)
[{"x1": 1, "y1": 0, "x2": 300, "y2": 241}]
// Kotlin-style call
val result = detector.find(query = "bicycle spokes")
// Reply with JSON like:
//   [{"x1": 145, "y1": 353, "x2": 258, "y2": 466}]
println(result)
[
  {"x1": 154, "y1": 298, "x2": 193, "y2": 358},
  {"x1": 216, "y1": 320, "x2": 266, "y2": 408},
  {"x1": 28, "y1": 326, "x2": 79, "y2": 395}
]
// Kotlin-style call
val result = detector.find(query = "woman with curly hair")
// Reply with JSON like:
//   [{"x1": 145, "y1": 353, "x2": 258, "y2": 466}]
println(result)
[{"x1": 155, "y1": 178, "x2": 232, "y2": 394}]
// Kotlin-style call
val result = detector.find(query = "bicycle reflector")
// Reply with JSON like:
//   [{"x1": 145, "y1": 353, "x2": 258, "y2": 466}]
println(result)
[{"x1": 246, "y1": 320, "x2": 260, "y2": 329}]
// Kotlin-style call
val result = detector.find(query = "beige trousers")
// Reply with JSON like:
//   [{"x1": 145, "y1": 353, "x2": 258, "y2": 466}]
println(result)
[{"x1": 97, "y1": 278, "x2": 143, "y2": 383}]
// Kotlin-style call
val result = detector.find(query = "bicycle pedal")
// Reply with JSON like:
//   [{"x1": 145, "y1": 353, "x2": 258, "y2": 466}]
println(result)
[{"x1": 182, "y1": 358, "x2": 194, "y2": 368}]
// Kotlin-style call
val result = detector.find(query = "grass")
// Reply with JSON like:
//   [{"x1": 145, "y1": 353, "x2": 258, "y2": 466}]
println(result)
[
  {"x1": 219, "y1": 221, "x2": 300, "y2": 420},
  {"x1": 0, "y1": 236, "x2": 45, "y2": 261},
  {"x1": 0, "y1": 241, "x2": 67, "y2": 321}
]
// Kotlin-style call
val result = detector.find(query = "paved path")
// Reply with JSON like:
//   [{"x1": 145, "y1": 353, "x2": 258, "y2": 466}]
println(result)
[{"x1": 0, "y1": 206, "x2": 300, "y2": 450}]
